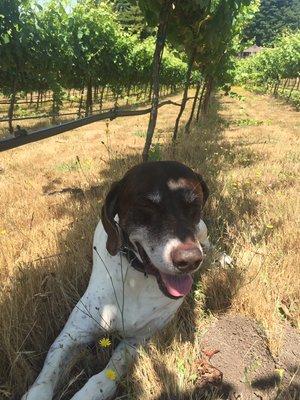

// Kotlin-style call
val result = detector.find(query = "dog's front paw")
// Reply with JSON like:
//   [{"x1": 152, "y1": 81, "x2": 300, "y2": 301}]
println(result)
[
  {"x1": 21, "y1": 382, "x2": 53, "y2": 400},
  {"x1": 71, "y1": 373, "x2": 117, "y2": 400}
]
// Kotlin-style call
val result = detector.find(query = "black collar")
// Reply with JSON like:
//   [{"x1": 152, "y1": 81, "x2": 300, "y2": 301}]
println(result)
[{"x1": 120, "y1": 246, "x2": 149, "y2": 277}]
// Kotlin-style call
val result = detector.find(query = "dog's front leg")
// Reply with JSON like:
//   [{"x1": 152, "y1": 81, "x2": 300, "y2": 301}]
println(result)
[
  {"x1": 71, "y1": 338, "x2": 138, "y2": 400},
  {"x1": 22, "y1": 297, "x2": 101, "y2": 400}
]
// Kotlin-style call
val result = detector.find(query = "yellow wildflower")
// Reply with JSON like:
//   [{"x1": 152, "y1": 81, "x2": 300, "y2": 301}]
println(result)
[
  {"x1": 105, "y1": 369, "x2": 117, "y2": 380},
  {"x1": 99, "y1": 337, "x2": 111, "y2": 348},
  {"x1": 0, "y1": 229, "x2": 6, "y2": 236}
]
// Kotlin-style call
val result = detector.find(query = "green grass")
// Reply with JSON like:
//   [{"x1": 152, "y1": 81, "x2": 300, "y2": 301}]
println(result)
[
  {"x1": 55, "y1": 158, "x2": 93, "y2": 172},
  {"x1": 132, "y1": 130, "x2": 146, "y2": 138},
  {"x1": 232, "y1": 118, "x2": 264, "y2": 127}
]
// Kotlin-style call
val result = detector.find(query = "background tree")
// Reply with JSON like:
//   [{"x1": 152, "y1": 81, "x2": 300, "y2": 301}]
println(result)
[
  {"x1": 137, "y1": 0, "x2": 174, "y2": 162},
  {"x1": 33, "y1": 1, "x2": 71, "y2": 119},
  {"x1": 236, "y1": 30, "x2": 300, "y2": 100},
  {"x1": 0, "y1": 0, "x2": 35, "y2": 132},
  {"x1": 244, "y1": 0, "x2": 300, "y2": 45},
  {"x1": 111, "y1": 0, "x2": 154, "y2": 38},
  {"x1": 172, "y1": 0, "x2": 258, "y2": 138}
]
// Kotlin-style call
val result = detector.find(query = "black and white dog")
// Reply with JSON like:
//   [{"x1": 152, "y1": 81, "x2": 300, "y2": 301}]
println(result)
[{"x1": 23, "y1": 161, "x2": 210, "y2": 400}]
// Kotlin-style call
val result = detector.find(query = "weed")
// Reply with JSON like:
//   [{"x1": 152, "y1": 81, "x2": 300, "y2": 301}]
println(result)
[
  {"x1": 228, "y1": 91, "x2": 246, "y2": 101},
  {"x1": 132, "y1": 130, "x2": 146, "y2": 138},
  {"x1": 55, "y1": 158, "x2": 92, "y2": 173},
  {"x1": 148, "y1": 143, "x2": 162, "y2": 161},
  {"x1": 232, "y1": 118, "x2": 264, "y2": 127},
  {"x1": 243, "y1": 358, "x2": 262, "y2": 386}
]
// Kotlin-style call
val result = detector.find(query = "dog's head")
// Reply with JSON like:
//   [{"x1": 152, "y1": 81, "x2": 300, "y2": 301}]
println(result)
[{"x1": 101, "y1": 161, "x2": 209, "y2": 298}]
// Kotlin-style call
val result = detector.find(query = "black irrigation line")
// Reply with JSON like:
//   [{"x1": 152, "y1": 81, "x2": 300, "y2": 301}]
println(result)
[{"x1": 0, "y1": 98, "x2": 188, "y2": 152}]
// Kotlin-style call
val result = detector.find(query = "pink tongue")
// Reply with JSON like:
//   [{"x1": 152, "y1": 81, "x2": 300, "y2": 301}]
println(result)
[{"x1": 160, "y1": 273, "x2": 193, "y2": 297}]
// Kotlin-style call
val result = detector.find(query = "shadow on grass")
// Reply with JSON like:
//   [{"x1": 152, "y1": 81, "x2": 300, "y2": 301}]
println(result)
[{"x1": 0, "y1": 96, "x2": 263, "y2": 399}]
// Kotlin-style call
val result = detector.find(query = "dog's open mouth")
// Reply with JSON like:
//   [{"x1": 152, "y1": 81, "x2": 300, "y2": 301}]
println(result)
[
  {"x1": 159, "y1": 272, "x2": 193, "y2": 297},
  {"x1": 135, "y1": 242, "x2": 193, "y2": 298}
]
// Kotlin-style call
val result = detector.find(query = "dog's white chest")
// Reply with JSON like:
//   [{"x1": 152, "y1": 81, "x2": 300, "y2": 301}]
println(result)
[
  {"x1": 90, "y1": 257, "x2": 183, "y2": 337},
  {"x1": 117, "y1": 267, "x2": 183, "y2": 337}
]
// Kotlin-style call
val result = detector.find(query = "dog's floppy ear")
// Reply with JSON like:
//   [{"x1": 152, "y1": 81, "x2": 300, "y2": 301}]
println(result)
[
  {"x1": 101, "y1": 181, "x2": 122, "y2": 256},
  {"x1": 195, "y1": 173, "x2": 209, "y2": 207}
]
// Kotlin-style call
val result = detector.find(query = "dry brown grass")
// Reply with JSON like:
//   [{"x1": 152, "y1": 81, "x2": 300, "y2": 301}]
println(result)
[{"x1": 0, "y1": 88, "x2": 299, "y2": 399}]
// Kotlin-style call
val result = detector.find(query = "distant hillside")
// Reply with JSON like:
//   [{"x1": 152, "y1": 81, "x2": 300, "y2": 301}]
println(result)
[{"x1": 244, "y1": 0, "x2": 300, "y2": 45}]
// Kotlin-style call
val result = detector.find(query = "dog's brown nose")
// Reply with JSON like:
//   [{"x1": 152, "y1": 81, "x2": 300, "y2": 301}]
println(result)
[{"x1": 171, "y1": 243, "x2": 203, "y2": 272}]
